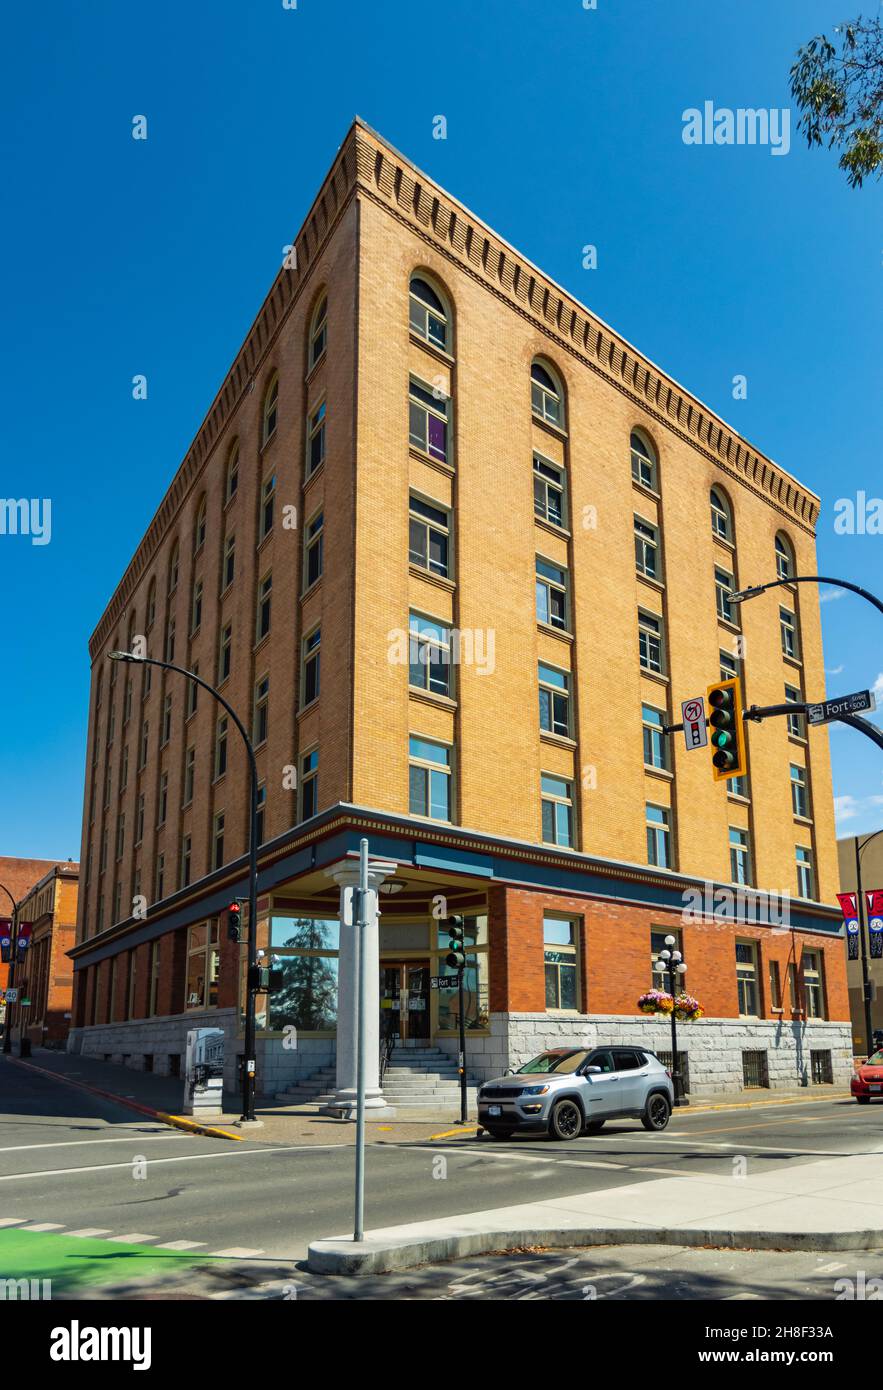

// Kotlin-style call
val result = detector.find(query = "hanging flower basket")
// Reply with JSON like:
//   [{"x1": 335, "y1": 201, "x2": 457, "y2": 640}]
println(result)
[
  {"x1": 637, "y1": 989, "x2": 674, "y2": 1016},
  {"x1": 673, "y1": 993, "x2": 703, "y2": 1021}
]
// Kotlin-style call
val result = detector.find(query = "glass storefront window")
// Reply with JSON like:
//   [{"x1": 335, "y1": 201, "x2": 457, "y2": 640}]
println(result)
[
  {"x1": 186, "y1": 921, "x2": 219, "y2": 1009},
  {"x1": 254, "y1": 917, "x2": 341, "y2": 1033},
  {"x1": 435, "y1": 954, "x2": 489, "y2": 1031}
]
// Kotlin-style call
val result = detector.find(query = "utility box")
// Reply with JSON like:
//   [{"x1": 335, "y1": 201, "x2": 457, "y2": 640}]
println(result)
[{"x1": 183, "y1": 1027, "x2": 225, "y2": 1117}]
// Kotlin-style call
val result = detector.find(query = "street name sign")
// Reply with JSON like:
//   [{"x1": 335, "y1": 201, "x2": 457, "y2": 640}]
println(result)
[
  {"x1": 806, "y1": 690, "x2": 876, "y2": 725},
  {"x1": 681, "y1": 697, "x2": 708, "y2": 750}
]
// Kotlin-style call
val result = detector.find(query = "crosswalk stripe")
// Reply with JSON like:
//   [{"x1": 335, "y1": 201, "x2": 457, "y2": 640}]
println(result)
[
  {"x1": 209, "y1": 1246, "x2": 265, "y2": 1258},
  {"x1": 67, "y1": 1228, "x2": 112, "y2": 1238},
  {"x1": 106, "y1": 1233, "x2": 160, "y2": 1243},
  {"x1": 0, "y1": 1217, "x2": 27, "y2": 1227},
  {"x1": 155, "y1": 1240, "x2": 207, "y2": 1251},
  {"x1": 22, "y1": 1222, "x2": 65, "y2": 1232}
]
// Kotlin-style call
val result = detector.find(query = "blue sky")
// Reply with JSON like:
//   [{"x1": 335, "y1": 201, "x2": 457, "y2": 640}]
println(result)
[{"x1": 1, "y1": 0, "x2": 881, "y2": 860}]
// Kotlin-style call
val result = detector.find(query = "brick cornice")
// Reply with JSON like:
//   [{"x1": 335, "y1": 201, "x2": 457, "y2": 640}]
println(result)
[{"x1": 90, "y1": 118, "x2": 821, "y2": 659}]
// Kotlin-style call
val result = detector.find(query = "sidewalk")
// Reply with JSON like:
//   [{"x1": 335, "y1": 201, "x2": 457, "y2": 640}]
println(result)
[
  {"x1": 6, "y1": 1048, "x2": 851, "y2": 1146},
  {"x1": 308, "y1": 1147, "x2": 883, "y2": 1274}
]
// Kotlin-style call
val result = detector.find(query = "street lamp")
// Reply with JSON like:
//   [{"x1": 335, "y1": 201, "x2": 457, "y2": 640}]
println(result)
[
  {"x1": 0, "y1": 882, "x2": 18, "y2": 1055},
  {"x1": 109, "y1": 651, "x2": 261, "y2": 1125},
  {"x1": 654, "y1": 933, "x2": 688, "y2": 1106}
]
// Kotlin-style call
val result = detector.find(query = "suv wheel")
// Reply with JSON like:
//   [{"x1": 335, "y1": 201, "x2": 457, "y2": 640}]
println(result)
[
  {"x1": 549, "y1": 1098, "x2": 583, "y2": 1141},
  {"x1": 641, "y1": 1092, "x2": 672, "y2": 1132}
]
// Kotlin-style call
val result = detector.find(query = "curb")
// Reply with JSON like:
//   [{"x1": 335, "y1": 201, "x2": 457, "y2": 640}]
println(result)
[
  {"x1": 307, "y1": 1222, "x2": 883, "y2": 1275},
  {"x1": 5, "y1": 1056, "x2": 244, "y2": 1142}
]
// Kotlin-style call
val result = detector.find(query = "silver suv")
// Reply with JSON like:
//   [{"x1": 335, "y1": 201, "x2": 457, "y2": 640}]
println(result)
[{"x1": 478, "y1": 1046, "x2": 674, "y2": 1141}]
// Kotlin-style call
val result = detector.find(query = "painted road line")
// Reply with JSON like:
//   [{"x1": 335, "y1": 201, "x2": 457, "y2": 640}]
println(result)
[
  {"x1": 0, "y1": 1141, "x2": 345, "y2": 1182},
  {"x1": 816, "y1": 1261, "x2": 848, "y2": 1274},
  {"x1": 66, "y1": 1228, "x2": 112, "y2": 1237},
  {"x1": 106, "y1": 1233, "x2": 160, "y2": 1244},
  {"x1": 210, "y1": 1246, "x2": 266, "y2": 1258},
  {"x1": 22, "y1": 1222, "x2": 65, "y2": 1232},
  {"x1": 155, "y1": 1240, "x2": 208, "y2": 1251},
  {"x1": 0, "y1": 1132, "x2": 173, "y2": 1154},
  {"x1": 0, "y1": 1217, "x2": 27, "y2": 1228}
]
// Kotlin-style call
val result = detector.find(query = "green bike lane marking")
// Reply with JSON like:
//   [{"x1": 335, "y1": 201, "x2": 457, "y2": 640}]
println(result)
[{"x1": 0, "y1": 1228, "x2": 218, "y2": 1295}]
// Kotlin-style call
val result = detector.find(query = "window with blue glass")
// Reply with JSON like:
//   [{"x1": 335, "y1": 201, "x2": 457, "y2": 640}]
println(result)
[
  {"x1": 409, "y1": 736, "x2": 452, "y2": 821},
  {"x1": 541, "y1": 774, "x2": 574, "y2": 847},
  {"x1": 409, "y1": 612, "x2": 452, "y2": 697},
  {"x1": 539, "y1": 663, "x2": 570, "y2": 737}
]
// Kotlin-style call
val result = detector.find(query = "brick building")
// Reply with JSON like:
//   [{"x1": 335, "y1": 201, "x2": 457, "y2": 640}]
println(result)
[
  {"x1": 2, "y1": 860, "x2": 78, "y2": 1044},
  {"x1": 68, "y1": 119, "x2": 850, "y2": 1103},
  {"x1": 0, "y1": 856, "x2": 61, "y2": 1027}
]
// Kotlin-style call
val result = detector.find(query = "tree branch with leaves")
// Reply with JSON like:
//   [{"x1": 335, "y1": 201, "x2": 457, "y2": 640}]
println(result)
[{"x1": 790, "y1": 15, "x2": 883, "y2": 186}]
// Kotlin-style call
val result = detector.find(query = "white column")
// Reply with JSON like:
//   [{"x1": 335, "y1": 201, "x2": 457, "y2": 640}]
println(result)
[{"x1": 323, "y1": 856, "x2": 397, "y2": 1119}]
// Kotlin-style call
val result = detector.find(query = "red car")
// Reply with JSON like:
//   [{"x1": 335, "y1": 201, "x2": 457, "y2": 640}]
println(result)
[{"x1": 851, "y1": 1051, "x2": 883, "y2": 1103}]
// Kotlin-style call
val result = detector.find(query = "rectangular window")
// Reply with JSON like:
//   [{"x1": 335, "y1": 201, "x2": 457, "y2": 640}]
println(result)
[
  {"x1": 790, "y1": 764, "x2": 809, "y2": 818},
  {"x1": 300, "y1": 748, "x2": 319, "y2": 821},
  {"x1": 120, "y1": 745, "x2": 129, "y2": 791},
  {"x1": 256, "y1": 572, "x2": 272, "y2": 642},
  {"x1": 183, "y1": 746, "x2": 195, "y2": 806},
  {"x1": 533, "y1": 454, "x2": 566, "y2": 528},
  {"x1": 161, "y1": 693, "x2": 172, "y2": 746},
  {"x1": 135, "y1": 793, "x2": 145, "y2": 845},
  {"x1": 409, "y1": 612, "x2": 452, "y2": 697},
  {"x1": 256, "y1": 782, "x2": 266, "y2": 844},
  {"x1": 544, "y1": 917, "x2": 579, "y2": 1010},
  {"x1": 769, "y1": 958, "x2": 782, "y2": 1010},
  {"x1": 139, "y1": 719, "x2": 149, "y2": 770},
  {"x1": 307, "y1": 400, "x2": 326, "y2": 476},
  {"x1": 115, "y1": 812, "x2": 125, "y2": 862},
  {"x1": 408, "y1": 495, "x2": 450, "y2": 577},
  {"x1": 535, "y1": 557, "x2": 568, "y2": 630},
  {"x1": 302, "y1": 627, "x2": 321, "y2": 706},
  {"x1": 642, "y1": 704, "x2": 668, "y2": 770},
  {"x1": 730, "y1": 826, "x2": 751, "y2": 885},
  {"x1": 185, "y1": 921, "x2": 219, "y2": 1009},
  {"x1": 157, "y1": 771, "x2": 168, "y2": 826},
  {"x1": 715, "y1": 567, "x2": 736, "y2": 624},
  {"x1": 720, "y1": 649, "x2": 738, "y2": 681},
  {"x1": 223, "y1": 533, "x2": 235, "y2": 591},
  {"x1": 785, "y1": 684, "x2": 805, "y2": 738},
  {"x1": 646, "y1": 803, "x2": 671, "y2": 868},
  {"x1": 155, "y1": 853, "x2": 165, "y2": 902},
  {"x1": 148, "y1": 940, "x2": 160, "y2": 1016},
  {"x1": 538, "y1": 663, "x2": 570, "y2": 737},
  {"x1": 180, "y1": 835, "x2": 192, "y2": 889},
  {"x1": 541, "y1": 774, "x2": 574, "y2": 848},
  {"x1": 409, "y1": 736, "x2": 452, "y2": 821},
  {"x1": 638, "y1": 611, "x2": 664, "y2": 674},
  {"x1": 802, "y1": 950, "x2": 825, "y2": 1020},
  {"x1": 634, "y1": 517, "x2": 660, "y2": 581},
  {"x1": 219, "y1": 623, "x2": 232, "y2": 684},
  {"x1": 213, "y1": 813, "x2": 225, "y2": 871},
  {"x1": 796, "y1": 845, "x2": 814, "y2": 898},
  {"x1": 187, "y1": 663, "x2": 199, "y2": 718},
  {"x1": 164, "y1": 614, "x2": 176, "y2": 663},
  {"x1": 651, "y1": 928, "x2": 685, "y2": 989},
  {"x1": 215, "y1": 716, "x2": 228, "y2": 779},
  {"x1": 736, "y1": 940, "x2": 759, "y2": 1016},
  {"x1": 191, "y1": 578, "x2": 203, "y2": 633},
  {"x1": 780, "y1": 606, "x2": 798, "y2": 659},
  {"x1": 259, "y1": 473, "x2": 276, "y2": 540},
  {"x1": 304, "y1": 510, "x2": 324, "y2": 589},
  {"x1": 253, "y1": 675, "x2": 269, "y2": 746},
  {"x1": 409, "y1": 378, "x2": 449, "y2": 464}
]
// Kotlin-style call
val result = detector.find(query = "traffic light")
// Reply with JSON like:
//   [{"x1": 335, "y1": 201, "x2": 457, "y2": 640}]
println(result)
[
  {"x1": 706, "y1": 677, "x2": 747, "y2": 782},
  {"x1": 444, "y1": 915, "x2": 466, "y2": 971},
  {"x1": 225, "y1": 901, "x2": 243, "y2": 943},
  {"x1": 248, "y1": 957, "x2": 284, "y2": 993}
]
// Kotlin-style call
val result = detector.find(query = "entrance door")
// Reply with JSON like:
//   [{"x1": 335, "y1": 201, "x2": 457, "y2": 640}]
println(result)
[{"x1": 380, "y1": 962, "x2": 430, "y2": 1042}]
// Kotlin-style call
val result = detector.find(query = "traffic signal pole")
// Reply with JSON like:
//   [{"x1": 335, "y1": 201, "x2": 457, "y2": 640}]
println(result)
[
  {"x1": 0, "y1": 884, "x2": 17, "y2": 1055},
  {"x1": 457, "y1": 964, "x2": 467, "y2": 1124}
]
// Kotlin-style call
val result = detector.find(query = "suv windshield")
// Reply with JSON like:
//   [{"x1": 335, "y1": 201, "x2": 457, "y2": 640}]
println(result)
[
  {"x1": 516, "y1": 1050, "x2": 590, "y2": 1075},
  {"x1": 868, "y1": 1050, "x2": 883, "y2": 1065}
]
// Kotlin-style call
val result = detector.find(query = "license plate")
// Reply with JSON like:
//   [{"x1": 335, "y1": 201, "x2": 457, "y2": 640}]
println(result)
[
  {"x1": 488, "y1": 1104, "x2": 502, "y2": 1116},
  {"x1": 870, "y1": 1084, "x2": 882, "y2": 1092}
]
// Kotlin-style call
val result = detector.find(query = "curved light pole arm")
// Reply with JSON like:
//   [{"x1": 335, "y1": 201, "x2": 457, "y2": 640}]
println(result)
[{"x1": 735, "y1": 573, "x2": 883, "y2": 623}]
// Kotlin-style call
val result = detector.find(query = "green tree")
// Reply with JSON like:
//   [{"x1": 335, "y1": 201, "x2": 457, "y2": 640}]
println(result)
[{"x1": 791, "y1": 15, "x2": 883, "y2": 187}]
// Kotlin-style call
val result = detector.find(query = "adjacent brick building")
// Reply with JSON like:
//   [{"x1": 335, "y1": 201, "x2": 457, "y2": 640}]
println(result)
[
  {"x1": 68, "y1": 119, "x2": 850, "y2": 1100},
  {"x1": 2, "y1": 860, "x2": 78, "y2": 1045}
]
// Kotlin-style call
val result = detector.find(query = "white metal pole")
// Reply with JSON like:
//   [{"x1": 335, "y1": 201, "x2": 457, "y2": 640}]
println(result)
[{"x1": 354, "y1": 837, "x2": 368, "y2": 1241}]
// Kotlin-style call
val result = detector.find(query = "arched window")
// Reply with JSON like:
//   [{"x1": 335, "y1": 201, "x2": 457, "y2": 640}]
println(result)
[
  {"x1": 146, "y1": 578, "x2": 156, "y2": 630},
  {"x1": 710, "y1": 488, "x2": 732, "y2": 542},
  {"x1": 409, "y1": 275, "x2": 450, "y2": 352},
  {"x1": 262, "y1": 373, "x2": 279, "y2": 444},
  {"x1": 167, "y1": 541, "x2": 179, "y2": 596},
  {"x1": 630, "y1": 431, "x2": 657, "y2": 490},
  {"x1": 193, "y1": 497, "x2": 207, "y2": 554},
  {"x1": 309, "y1": 296, "x2": 327, "y2": 369},
  {"x1": 531, "y1": 360, "x2": 564, "y2": 428},
  {"x1": 775, "y1": 533, "x2": 794, "y2": 582},
  {"x1": 226, "y1": 442, "x2": 239, "y2": 502}
]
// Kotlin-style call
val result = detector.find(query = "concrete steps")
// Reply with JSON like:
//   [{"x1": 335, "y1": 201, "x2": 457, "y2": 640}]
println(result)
[{"x1": 274, "y1": 1046, "x2": 480, "y2": 1112}]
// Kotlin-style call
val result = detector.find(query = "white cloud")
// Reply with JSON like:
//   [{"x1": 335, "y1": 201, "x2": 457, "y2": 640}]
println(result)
[
  {"x1": 819, "y1": 587, "x2": 846, "y2": 604},
  {"x1": 835, "y1": 795, "x2": 860, "y2": 822},
  {"x1": 825, "y1": 664, "x2": 844, "y2": 676}
]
